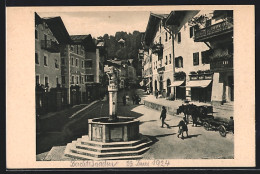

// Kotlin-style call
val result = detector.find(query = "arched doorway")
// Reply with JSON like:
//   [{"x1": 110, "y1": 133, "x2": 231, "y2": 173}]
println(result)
[{"x1": 167, "y1": 79, "x2": 171, "y2": 97}]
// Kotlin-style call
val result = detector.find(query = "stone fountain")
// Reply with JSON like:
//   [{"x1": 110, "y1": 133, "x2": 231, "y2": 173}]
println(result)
[{"x1": 64, "y1": 66, "x2": 151, "y2": 160}]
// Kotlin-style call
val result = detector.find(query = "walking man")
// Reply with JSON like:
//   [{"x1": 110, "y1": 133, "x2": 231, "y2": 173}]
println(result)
[{"x1": 160, "y1": 106, "x2": 170, "y2": 128}]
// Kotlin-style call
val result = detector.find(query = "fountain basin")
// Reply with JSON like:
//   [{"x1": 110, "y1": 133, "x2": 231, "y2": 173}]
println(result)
[{"x1": 88, "y1": 117, "x2": 139, "y2": 143}]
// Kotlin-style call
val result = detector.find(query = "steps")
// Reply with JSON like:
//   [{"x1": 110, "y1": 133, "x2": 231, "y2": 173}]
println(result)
[{"x1": 64, "y1": 134, "x2": 152, "y2": 160}]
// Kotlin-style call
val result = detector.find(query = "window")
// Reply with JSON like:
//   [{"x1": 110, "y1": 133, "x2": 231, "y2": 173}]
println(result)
[
  {"x1": 169, "y1": 31, "x2": 171, "y2": 40},
  {"x1": 62, "y1": 76, "x2": 65, "y2": 84},
  {"x1": 159, "y1": 37, "x2": 161, "y2": 44},
  {"x1": 206, "y1": 19, "x2": 212, "y2": 27},
  {"x1": 44, "y1": 55, "x2": 48, "y2": 66},
  {"x1": 76, "y1": 45, "x2": 79, "y2": 54},
  {"x1": 36, "y1": 75, "x2": 40, "y2": 85},
  {"x1": 156, "y1": 61, "x2": 157, "y2": 69},
  {"x1": 175, "y1": 56, "x2": 183, "y2": 68},
  {"x1": 85, "y1": 60, "x2": 92, "y2": 68},
  {"x1": 35, "y1": 30, "x2": 38, "y2": 39},
  {"x1": 165, "y1": 56, "x2": 168, "y2": 65},
  {"x1": 76, "y1": 76, "x2": 79, "y2": 84},
  {"x1": 193, "y1": 52, "x2": 199, "y2": 66},
  {"x1": 44, "y1": 76, "x2": 49, "y2": 87},
  {"x1": 82, "y1": 60, "x2": 84, "y2": 68},
  {"x1": 201, "y1": 50, "x2": 211, "y2": 64},
  {"x1": 71, "y1": 76, "x2": 75, "y2": 84},
  {"x1": 76, "y1": 58, "x2": 79, "y2": 67},
  {"x1": 70, "y1": 45, "x2": 74, "y2": 51},
  {"x1": 55, "y1": 59, "x2": 59, "y2": 69},
  {"x1": 177, "y1": 32, "x2": 181, "y2": 43},
  {"x1": 81, "y1": 76, "x2": 84, "y2": 84},
  {"x1": 154, "y1": 62, "x2": 155, "y2": 69},
  {"x1": 35, "y1": 53, "x2": 39, "y2": 64},
  {"x1": 71, "y1": 56, "x2": 74, "y2": 66},
  {"x1": 169, "y1": 54, "x2": 172, "y2": 64},
  {"x1": 56, "y1": 77, "x2": 59, "y2": 84},
  {"x1": 165, "y1": 32, "x2": 168, "y2": 42},
  {"x1": 61, "y1": 58, "x2": 65, "y2": 65},
  {"x1": 86, "y1": 75, "x2": 94, "y2": 82},
  {"x1": 190, "y1": 27, "x2": 194, "y2": 38}
]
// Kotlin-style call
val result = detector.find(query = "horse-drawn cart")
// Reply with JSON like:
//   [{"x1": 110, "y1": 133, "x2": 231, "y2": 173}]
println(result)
[{"x1": 177, "y1": 104, "x2": 233, "y2": 137}]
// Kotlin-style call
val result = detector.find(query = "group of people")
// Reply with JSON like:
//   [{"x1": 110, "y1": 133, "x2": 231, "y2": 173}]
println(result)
[
  {"x1": 122, "y1": 93, "x2": 141, "y2": 106},
  {"x1": 160, "y1": 106, "x2": 188, "y2": 139}
]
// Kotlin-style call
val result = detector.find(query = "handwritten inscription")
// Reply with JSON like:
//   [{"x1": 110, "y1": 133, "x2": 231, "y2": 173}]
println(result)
[{"x1": 126, "y1": 160, "x2": 170, "y2": 167}]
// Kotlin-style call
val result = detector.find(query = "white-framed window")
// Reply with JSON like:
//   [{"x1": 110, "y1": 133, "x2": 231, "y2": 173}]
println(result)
[
  {"x1": 43, "y1": 55, "x2": 48, "y2": 66},
  {"x1": 35, "y1": 52, "x2": 39, "y2": 65},
  {"x1": 81, "y1": 76, "x2": 84, "y2": 84},
  {"x1": 71, "y1": 75, "x2": 75, "y2": 84},
  {"x1": 36, "y1": 74, "x2": 40, "y2": 85},
  {"x1": 76, "y1": 58, "x2": 79, "y2": 67},
  {"x1": 55, "y1": 59, "x2": 59, "y2": 69},
  {"x1": 76, "y1": 76, "x2": 79, "y2": 84},
  {"x1": 56, "y1": 76, "x2": 59, "y2": 85},
  {"x1": 81, "y1": 60, "x2": 84, "y2": 68},
  {"x1": 71, "y1": 56, "x2": 74, "y2": 66},
  {"x1": 44, "y1": 75, "x2": 49, "y2": 87}
]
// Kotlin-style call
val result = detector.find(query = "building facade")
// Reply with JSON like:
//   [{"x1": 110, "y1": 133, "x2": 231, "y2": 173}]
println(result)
[
  {"x1": 165, "y1": 10, "x2": 233, "y2": 104},
  {"x1": 144, "y1": 13, "x2": 174, "y2": 98},
  {"x1": 35, "y1": 13, "x2": 71, "y2": 114}
]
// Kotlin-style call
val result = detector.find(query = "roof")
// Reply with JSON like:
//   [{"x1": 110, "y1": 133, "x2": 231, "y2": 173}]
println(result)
[
  {"x1": 97, "y1": 42, "x2": 105, "y2": 47},
  {"x1": 43, "y1": 16, "x2": 72, "y2": 44},
  {"x1": 70, "y1": 35, "x2": 96, "y2": 51},
  {"x1": 35, "y1": 12, "x2": 43, "y2": 26},
  {"x1": 118, "y1": 38, "x2": 125, "y2": 43},
  {"x1": 144, "y1": 13, "x2": 169, "y2": 46},
  {"x1": 165, "y1": 11, "x2": 197, "y2": 27}
]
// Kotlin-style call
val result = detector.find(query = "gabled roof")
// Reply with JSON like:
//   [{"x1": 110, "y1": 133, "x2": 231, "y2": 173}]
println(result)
[
  {"x1": 70, "y1": 35, "x2": 96, "y2": 51},
  {"x1": 43, "y1": 16, "x2": 72, "y2": 44},
  {"x1": 144, "y1": 12, "x2": 169, "y2": 46}
]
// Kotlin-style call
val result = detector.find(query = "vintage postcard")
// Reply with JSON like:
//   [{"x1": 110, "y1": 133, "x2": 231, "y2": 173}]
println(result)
[{"x1": 6, "y1": 5, "x2": 255, "y2": 168}]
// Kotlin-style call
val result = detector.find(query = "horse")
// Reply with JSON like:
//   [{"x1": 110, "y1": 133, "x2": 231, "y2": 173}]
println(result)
[{"x1": 177, "y1": 104, "x2": 195, "y2": 123}]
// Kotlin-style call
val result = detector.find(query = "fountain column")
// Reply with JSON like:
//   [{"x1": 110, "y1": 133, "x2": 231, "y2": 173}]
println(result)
[{"x1": 107, "y1": 67, "x2": 118, "y2": 121}]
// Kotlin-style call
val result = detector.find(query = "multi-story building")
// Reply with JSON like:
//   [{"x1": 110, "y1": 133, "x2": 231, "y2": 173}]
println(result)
[
  {"x1": 165, "y1": 10, "x2": 233, "y2": 104},
  {"x1": 193, "y1": 10, "x2": 233, "y2": 104},
  {"x1": 35, "y1": 12, "x2": 71, "y2": 113},
  {"x1": 144, "y1": 13, "x2": 174, "y2": 97},
  {"x1": 60, "y1": 35, "x2": 98, "y2": 104}
]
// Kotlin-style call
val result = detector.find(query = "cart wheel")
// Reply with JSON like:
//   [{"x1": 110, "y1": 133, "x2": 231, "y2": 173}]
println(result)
[
  {"x1": 218, "y1": 125, "x2": 227, "y2": 137},
  {"x1": 203, "y1": 122, "x2": 210, "y2": 131}
]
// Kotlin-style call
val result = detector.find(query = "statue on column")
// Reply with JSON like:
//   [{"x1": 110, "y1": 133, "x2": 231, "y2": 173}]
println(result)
[{"x1": 106, "y1": 66, "x2": 119, "y2": 122}]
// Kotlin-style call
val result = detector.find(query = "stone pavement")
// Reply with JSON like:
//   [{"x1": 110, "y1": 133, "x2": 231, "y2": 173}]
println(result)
[{"x1": 141, "y1": 91, "x2": 234, "y2": 121}]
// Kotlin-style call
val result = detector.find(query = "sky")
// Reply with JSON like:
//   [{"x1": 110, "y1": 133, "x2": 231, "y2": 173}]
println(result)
[{"x1": 38, "y1": 11, "x2": 157, "y2": 38}]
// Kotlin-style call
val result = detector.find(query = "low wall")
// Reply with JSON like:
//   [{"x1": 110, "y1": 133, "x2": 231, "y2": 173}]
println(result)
[{"x1": 143, "y1": 100, "x2": 178, "y2": 116}]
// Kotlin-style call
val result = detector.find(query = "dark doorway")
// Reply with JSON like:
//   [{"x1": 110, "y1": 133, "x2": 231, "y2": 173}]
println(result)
[
  {"x1": 176, "y1": 86, "x2": 186, "y2": 100},
  {"x1": 159, "y1": 76, "x2": 163, "y2": 93}
]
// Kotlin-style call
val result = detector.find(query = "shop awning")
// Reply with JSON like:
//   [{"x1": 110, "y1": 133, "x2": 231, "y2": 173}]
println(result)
[
  {"x1": 170, "y1": 80, "x2": 185, "y2": 87},
  {"x1": 185, "y1": 80, "x2": 212, "y2": 88}
]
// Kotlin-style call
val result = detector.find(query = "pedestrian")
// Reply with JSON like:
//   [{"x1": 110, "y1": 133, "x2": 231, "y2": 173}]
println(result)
[
  {"x1": 177, "y1": 117, "x2": 189, "y2": 139},
  {"x1": 155, "y1": 89, "x2": 159, "y2": 99},
  {"x1": 160, "y1": 106, "x2": 170, "y2": 128},
  {"x1": 122, "y1": 94, "x2": 126, "y2": 106}
]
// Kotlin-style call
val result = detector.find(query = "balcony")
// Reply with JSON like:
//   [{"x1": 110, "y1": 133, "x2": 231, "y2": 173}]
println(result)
[
  {"x1": 210, "y1": 56, "x2": 233, "y2": 71},
  {"x1": 194, "y1": 20, "x2": 233, "y2": 42},
  {"x1": 157, "y1": 66, "x2": 165, "y2": 74},
  {"x1": 152, "y1": 44, "x2": 163, "y2": 55},
  {"x1": 41, "y1": 40, "x2": 60, "y2": 53}
]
